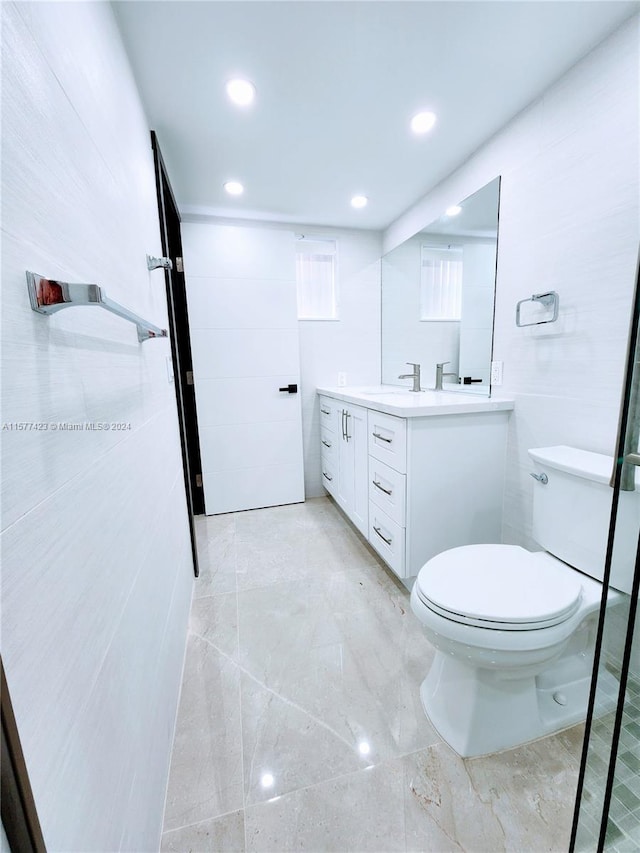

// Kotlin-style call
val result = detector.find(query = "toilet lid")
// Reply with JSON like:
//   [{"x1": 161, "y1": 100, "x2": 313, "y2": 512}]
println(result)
[{"x1": 415, "y1": 545, "x2": 583, "y2": 630}]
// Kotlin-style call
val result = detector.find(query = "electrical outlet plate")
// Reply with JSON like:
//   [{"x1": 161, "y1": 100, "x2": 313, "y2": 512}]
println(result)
[
  {"x1": 490, "y1": 360, "x2": 503, "y2": 386},
  {"x1": 338, "y1": 372, "x2": 347, "y2": 387}
]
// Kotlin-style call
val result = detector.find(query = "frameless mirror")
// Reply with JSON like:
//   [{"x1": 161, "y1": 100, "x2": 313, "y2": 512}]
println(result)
[{"x1": 381, "y1": 176, "x2": 501, "y2": 395}]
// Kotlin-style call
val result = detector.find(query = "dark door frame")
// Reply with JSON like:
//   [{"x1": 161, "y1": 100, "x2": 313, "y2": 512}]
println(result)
[
  {"x1": 1, "y1": 658, "x2": 46, "y2": 852},
  {"x1": 151, "y1": 131, "x2": 204, "y2": 576}
]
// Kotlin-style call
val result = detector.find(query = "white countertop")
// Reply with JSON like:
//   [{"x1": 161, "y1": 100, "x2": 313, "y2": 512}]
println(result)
[{"x1": 317, "y1": 385, "x2": 515, "y2": 418}]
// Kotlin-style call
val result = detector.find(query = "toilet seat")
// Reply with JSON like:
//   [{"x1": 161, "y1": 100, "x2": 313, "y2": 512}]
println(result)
[{"x1": 415, "y1": 544, "x2": 583, "y2": 631}]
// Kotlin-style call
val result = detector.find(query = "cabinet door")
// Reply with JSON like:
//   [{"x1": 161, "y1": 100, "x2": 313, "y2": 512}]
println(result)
[
  {"x1": 349, "y1": 405, "x2": 369, "y2": 537},
  {"x1": 337, "y1": 403, "x2": 368, "y2": 537}
]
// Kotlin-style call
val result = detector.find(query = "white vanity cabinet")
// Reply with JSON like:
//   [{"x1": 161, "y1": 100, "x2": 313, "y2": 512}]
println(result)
[
  {"x1": 336, "y1": 403, "x2": 369, "y2": 537},
  {"x1": 318, "y1": 388, "x2": 513, "y2": 583},
  {"x1": 319, "y1": 396, "x2": 339, "y2": 497},
  {"x1": 319, "y1": 395, "x2": 368, "y2": 536}
]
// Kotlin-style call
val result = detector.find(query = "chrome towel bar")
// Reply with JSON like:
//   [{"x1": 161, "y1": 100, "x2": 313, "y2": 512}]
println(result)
[{"x1": 26, "y1": 272, "x2": 168, "y2": 342}]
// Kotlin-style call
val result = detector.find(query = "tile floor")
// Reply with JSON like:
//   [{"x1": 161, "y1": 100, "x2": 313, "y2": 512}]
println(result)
[
  {"x1": 574, "y1": 673, "x2": 640, "y2": 852},
  {"x1": 160, "y1": 497, "x2": 584, "y2": 852}
]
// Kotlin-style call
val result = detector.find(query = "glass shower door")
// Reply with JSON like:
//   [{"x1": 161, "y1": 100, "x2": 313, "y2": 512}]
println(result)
[{"x1": 571, "y1": 253, "x2": 640, "y2": 852}]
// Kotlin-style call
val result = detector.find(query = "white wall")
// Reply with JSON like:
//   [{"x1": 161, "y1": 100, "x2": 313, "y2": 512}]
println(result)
[
  {"x1": 298, "y1": 228, "x2": 382, "y2": 497},
  {"x1": 180, "y1": 217, "x2": 382, "y2": 499},
  {"x1": 1, "y1": 3, "x2": 193, "y2": 850},
  {"x1": 384, "y1": 15, "x2": 639, "y2": 548}
]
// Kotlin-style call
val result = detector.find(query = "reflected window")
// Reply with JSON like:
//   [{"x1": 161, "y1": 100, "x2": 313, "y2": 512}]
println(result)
[
  {"x1": 296, "y1": 237, "x2": 338, "y2": 320},
  {"x1": 420, "y1": 243, "x2": 463, "y2": 321}
]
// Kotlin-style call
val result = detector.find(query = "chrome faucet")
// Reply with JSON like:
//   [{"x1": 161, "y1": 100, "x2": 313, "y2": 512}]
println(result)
[
  {"x1": 435, "y1": 361, "x2": 458, "y2": 390},
  {"x1": 398, "y1": 362, "x2": 422, "y2": 392}
]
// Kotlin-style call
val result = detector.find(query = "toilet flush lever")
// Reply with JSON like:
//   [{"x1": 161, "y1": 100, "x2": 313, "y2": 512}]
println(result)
[{"x1": 530, "y1": 472, "x2": 548, "y2": 485}]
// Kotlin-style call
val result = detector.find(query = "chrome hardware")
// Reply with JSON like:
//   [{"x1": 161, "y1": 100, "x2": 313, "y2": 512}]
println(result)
[
  {"x1": 175, "y1": 257, "x2": 184, "y2": 273},
  {"x1": 26, "y1": 272, "x2": 168, "y2": 342},
  {"x1": 322, "y1": 471, "x2": 333, "y2": 482},
  {"x1": 373, "y1": 526, "x2": 392, "y2": 545},
  {"x1": 435, "y1": 361, "x2": 458, "y2": 391},
  {"x1": 344, "y1": 411, "x2": 351, "y2": 442},
  {"x1": 372, "y1": 432, "x2": 392, "y2": 444},
  {"x1": 341, "y1": 410, "x2": 346, "y2": 440},
  {"x1": 398, "y1": 362, "x2": 422, "y2": 392},
  {"x1": 530, "y1": 472, "x2": 548, "y2": 485},
  {"x1": 320, "y1": 407, "x2": 331, "y2": 415},
  {"x1": 372, "y1": 480, "x2": 392, "y2": 496},
  {"x1": 322, "y1": 439, "x2": 332, "y2": 449},
  {"x1": 516, "y1": 291, "x2": 559, "y2": 327},
  {"x1": 146, "y1": 254, "x2": 173, "y2": 271}
]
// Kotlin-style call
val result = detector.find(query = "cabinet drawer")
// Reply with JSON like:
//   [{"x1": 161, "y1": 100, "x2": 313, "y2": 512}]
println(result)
[
  {"x1": 320, "y1": 456, "x2": 337, "y2": 496},
  {"x1": 320, "y1": 426, "x2": 337, "y2": 465},
  {"x1": 319, "y1": 396, "x2": 339, "y2": 433},
  {"x1": 368, "y1": 503, "x2": 406, "y2": 578},
  {"x1": 368, "y1": 457, "x2": 406, "y2": 527},
  {"x1": 368, "y1": 410, "x2": 407, "y2": 473}
]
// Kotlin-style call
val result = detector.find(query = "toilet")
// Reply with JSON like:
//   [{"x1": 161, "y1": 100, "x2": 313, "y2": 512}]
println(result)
[{"x1": 410, "y1": 445, "x2": 638, "y2": 758}]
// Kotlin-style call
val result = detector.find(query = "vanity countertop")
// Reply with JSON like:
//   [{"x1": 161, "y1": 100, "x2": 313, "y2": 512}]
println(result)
[{"x1": 317, "y1": 385, "x2": 515, "y2": 418}]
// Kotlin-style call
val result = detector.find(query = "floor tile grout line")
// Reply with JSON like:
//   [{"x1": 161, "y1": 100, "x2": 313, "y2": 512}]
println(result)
[
  {"x1": 186, "y1": 632, "x2": 453, "y2": 807},
  {"x1": 191, "y1": 630, "x2": 357, "y2": 753},
  {"x1": 162, "y1": 806, "x2": 244, "y2": 838}
]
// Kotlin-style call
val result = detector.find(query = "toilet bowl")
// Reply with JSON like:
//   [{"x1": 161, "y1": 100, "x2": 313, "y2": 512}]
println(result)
[{"x1": 410, "y1": 446, "x2": 637, "y2": 758}]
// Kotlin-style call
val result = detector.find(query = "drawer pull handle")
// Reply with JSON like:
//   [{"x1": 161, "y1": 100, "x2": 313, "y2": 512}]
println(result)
[
  {"x1": 321, "y1": 408, "x2": 331, "y2": 415},
  {"x1": 373, "y1": 525, "x2": 392, "y2": 546},
  {"x1": 322, "y1": 439, "x2": 332, "y2": 448},
  {"x1": 372, "y1": 480, "x2": 392, "y2": 496},
  {"x1": 373, "y1": 432, "x2": 393, "y2": 444},
  {"x1": 322, "y1": 471, "x2": 333, "y2": 482}
]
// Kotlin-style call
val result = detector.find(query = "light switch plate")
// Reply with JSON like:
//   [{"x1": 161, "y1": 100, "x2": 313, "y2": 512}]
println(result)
[{"x1": 490, "y1": 360, "x2": 503, "y2": 386}]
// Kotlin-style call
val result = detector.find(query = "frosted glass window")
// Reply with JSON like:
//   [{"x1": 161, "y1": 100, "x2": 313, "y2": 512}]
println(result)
[
  {"x1": 420, "y1": 244, "x2": 463, "y2": 320},
  {"x1": 296, "y1": 238, "x2": 337, "y2": 320}
]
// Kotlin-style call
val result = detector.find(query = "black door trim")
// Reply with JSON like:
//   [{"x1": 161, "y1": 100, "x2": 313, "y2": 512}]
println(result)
[
  {"x1": 151, "y1": 131, "x2": 204, "y2": 576},
  {"x1": 1, "y1": 658, "x2": 47, "y2": 852}
]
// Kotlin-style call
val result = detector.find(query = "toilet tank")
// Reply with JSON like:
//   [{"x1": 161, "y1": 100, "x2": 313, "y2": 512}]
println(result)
[{"x1": 528, "y1": 446, "x2": 638, "y2": 595}]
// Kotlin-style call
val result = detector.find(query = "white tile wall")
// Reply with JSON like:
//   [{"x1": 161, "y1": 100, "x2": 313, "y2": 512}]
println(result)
[
  {"x1": 298, "y1": 229, "x2": 382, "y2": 496},
  {"x1": 384, "y1": 15, "x2": 640, "y2": 548},
  {"x1": 1, "y1": 3, "x2": 193, "y2": 849}
]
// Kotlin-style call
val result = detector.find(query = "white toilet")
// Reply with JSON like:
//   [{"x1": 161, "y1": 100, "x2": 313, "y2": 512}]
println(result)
[{"x1": 410, "y1": 445, "x2": 638, "y2": 758}]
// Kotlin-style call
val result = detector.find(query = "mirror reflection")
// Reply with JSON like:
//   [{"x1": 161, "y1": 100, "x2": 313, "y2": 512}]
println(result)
[{"x1": 381, "y1": 176, "x2": 501, "y2": 395}]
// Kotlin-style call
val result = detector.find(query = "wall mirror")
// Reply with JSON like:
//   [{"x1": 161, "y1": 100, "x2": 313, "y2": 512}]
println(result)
[{"x1": 381, "y1": 176, "x2": 501, "y2": 396}]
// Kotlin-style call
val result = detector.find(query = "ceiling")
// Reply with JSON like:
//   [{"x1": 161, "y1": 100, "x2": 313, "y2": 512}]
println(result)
[{"x1": 113, "y1": 1, "x2": 638, "y2": 231}]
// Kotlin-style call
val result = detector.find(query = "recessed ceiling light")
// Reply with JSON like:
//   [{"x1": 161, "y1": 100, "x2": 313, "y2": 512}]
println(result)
[
  {"x1": 261, "y1": 773, "x2": 274, "y2": 788},
  {"x1": 224, "y1": 181, "x2": 244, "y2": 196},
  {"x1": 445, "y1": 205, "x2": 462, "y2": 216},
  {"x1": 351, "y1": 195, "x2": 368, "y2": 209},
  {"x1": 410, "y1": 111, "x2": 437, "y2": 135},
  {"x1": 226, "y1": 78, "x2": 256, "y2": 107}
]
